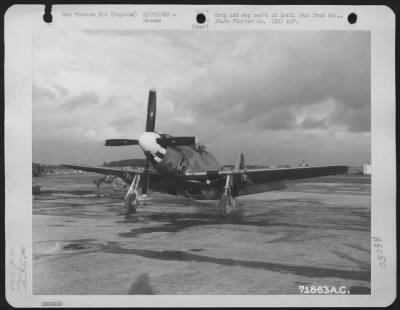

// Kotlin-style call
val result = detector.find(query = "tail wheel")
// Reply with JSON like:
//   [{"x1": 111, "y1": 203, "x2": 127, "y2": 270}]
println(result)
[{"x1": 125, "y1": 191, "x2": 138, "y2": 214}]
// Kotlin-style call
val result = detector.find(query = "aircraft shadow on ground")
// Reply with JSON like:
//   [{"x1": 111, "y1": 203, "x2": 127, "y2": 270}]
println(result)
[
  {"x1": 99, "y1": 242, "x2": 371, "y2": 283},
  {"x1": 115, "y1": 204, "x2": 291, "y2": 238},
  {"x1": 115, "y1": 204, "x2": 369, "y2": 239}
]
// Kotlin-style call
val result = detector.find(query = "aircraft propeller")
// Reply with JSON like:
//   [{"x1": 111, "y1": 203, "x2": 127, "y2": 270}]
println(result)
[
  {"x1": 104, "y1": 137, "x2": 195, "y2": 147},
  {"x1": 146, "y1": 89, "x2": 156, "y2": 132},
  {"x1": 104, "y1": 89, "x2": 196, "y2": 195},
  {"x1": 105, "y1": 139, "x2": 139, "y2": 146}
]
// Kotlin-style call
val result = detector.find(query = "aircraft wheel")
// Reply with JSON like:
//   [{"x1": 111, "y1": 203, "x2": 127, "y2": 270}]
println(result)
[
  {"x1": 112, "y1": 177, "x2": 126, "y2": 192},
  {"x1": 125, "y1": 191, "x2": 138, "y2": 214},
  {"x1": 218, "y1": 194, "x2": 235, "y2": 217}
]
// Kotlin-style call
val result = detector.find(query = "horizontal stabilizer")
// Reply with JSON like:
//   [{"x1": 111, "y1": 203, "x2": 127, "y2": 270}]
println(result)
[{"x1": 105, "y1": 139, "x2": 139, "y2": 146}]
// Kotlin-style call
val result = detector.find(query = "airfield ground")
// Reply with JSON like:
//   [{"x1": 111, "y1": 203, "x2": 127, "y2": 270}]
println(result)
[{"x1": 33, "y1": 174, "x2": 371, "y2": 295}]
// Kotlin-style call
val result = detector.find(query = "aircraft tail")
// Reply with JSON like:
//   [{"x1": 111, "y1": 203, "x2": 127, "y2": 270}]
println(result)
[{"x1": 234, "y1": 152, "x2": 245, "y2": 171}]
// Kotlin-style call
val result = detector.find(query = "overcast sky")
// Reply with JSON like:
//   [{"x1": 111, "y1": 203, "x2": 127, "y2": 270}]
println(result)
[{"x1": 33, "y1": 30, "x2": 370, "y2": 166}]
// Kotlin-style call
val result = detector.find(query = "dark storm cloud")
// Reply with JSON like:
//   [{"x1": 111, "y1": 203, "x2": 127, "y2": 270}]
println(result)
[
  {"x1": 104, "y1": 95, "x2": 118, "y2": 106},
  {"x1": 54, "y1": 85, "x2": 69, "y2": 97},
  {"x1": 331, "y1": 104, "x2": 370, "y2": 133},
  {"x1": 254, "y1": 108, "x2": 296, "y2": 130},
  {"x1": 110, "y1": 115, "x2": 137, "y2": 130},
  {"x1": 166, "y1": 31, "x2": 370, "y2": 133},
  {"x1": 33, "y1": 30, "x2": 371, "y2": 166},
  {"x1": 32, "y1": 84, "x2": 56, "y2": 102},
  {"x1": 300, "y1": 117, "x2": 328, "y2": 130},
  {"x1": 33, "y1": 84, "x2": 70, "y2": 106},
  {"x1": 61, "y1": 91, "x2": 99, "y2": 111}
]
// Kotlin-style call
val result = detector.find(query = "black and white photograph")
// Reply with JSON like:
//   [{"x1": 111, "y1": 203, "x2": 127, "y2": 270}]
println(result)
[
  {"x1": 32, "y1": 28, "x2": 372, "y2": 295},
  {"x1": 4, "y1": 5, "x2": 396, "y2": 307}
]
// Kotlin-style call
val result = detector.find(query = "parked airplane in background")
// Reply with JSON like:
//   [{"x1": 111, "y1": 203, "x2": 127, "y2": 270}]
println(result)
[{"x1": 63, "y1": 89, "x2": 348, "y2": 217}]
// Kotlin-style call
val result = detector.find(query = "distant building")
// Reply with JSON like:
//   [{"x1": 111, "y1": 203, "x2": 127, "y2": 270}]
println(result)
[
  {"x1": 299, "y1": 160, "x2": 308, "y2": 167},
  {"x1": 363, "y1": 164, "x2": 371, "y2": 175},
  {"x1": 348, "y1": 166, "x2": 363, "y2": 175},
  {"x1": 32, "y1": 163, "x2": 43, "y2": 177}
]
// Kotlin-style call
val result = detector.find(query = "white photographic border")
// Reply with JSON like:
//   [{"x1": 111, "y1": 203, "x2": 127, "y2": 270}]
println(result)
[{"x1": 4, "y1": 4, "x2": 396, "y2": 307}]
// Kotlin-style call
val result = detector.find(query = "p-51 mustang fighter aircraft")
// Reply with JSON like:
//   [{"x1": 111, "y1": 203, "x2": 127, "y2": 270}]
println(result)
[{"x1": 63, "y1": 89, "x2": 348, "y2": 217}]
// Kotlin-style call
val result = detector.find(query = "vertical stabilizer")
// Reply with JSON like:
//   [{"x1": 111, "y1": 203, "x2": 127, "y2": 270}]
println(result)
[{"x1": 234, "y1": 152, "x2": 245, "y2": 171}]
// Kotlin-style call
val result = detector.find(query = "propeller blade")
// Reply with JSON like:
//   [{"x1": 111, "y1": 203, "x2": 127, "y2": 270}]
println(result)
[
  {"x1": 105, "y1": 139, "x2": 139, "y2": 146},
  {"x1": 156, "y1": 137, "x2": 196, "y2": 147},
  {"x1": 141, "y1": 159, "x2": 150, "y2": 195},
  {"x1": 145, "y1": 89, "x2": 156, "y2": 132}
]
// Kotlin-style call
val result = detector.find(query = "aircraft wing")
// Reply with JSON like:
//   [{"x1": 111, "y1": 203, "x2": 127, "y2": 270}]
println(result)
[
  {"x1": 184, "y1": 165, "x2": 348, "y2": 180},
  {"x1": 184, "y1": 165, "x2": 348, "y2": 196},
  {"x1": 62, "y1": 164, "x2": 171, "y2": 194},
  {"x1": 61, "y1": 164, "x2": 151, "y2": 179}
]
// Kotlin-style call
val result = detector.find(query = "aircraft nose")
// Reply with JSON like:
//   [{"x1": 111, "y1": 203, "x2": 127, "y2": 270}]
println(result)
[
  {"x1": 138, "y1": 132, "x2": 160, "y2": 153},
  {"x1": 138, "y1": 132, "x2": 167, "y2": 164}
]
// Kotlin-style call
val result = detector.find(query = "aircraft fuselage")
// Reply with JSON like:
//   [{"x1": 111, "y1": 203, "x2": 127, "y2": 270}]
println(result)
[{"x1": 142, "y1": 134, "x2": 223, "y2": 199}]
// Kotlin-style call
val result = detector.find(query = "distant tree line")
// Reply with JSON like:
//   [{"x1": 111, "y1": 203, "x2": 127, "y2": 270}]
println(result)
[{"x1": 33, "y1": 163, "x2": 61, "y2": 169}]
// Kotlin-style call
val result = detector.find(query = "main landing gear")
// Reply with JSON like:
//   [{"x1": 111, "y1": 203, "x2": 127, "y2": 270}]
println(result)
[
  {"x1": 94, "y1": 178, "x2": 105, "y2": 196},
  {"x1": 94, "y1": 175, "x2": 116, "y2": 196},
  {"x1": 218, "y1": 174, "x2": 236, "y2": 217},
  {"x1": 125, "y1": 174, "x2": 141, "y2": 214}
]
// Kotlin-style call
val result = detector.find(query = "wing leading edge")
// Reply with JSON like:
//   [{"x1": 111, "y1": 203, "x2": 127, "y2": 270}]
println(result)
[
  {"x1": 61, "y1": 164, "x2": 148, "y2": 179},
  {"x1": 185, "y1": 165, "x2": 348, "y2": 197},
  {"x1": 185, "y1": 165, "x2": 349, "y2": 183}
]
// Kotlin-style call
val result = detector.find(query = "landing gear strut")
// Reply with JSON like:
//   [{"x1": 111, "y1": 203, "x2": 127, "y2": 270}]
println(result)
[
  {"x1": 218, "y1": 174, "x2": 236, "y2": 217},
  {"x1": 94, "y1": 178, "x2": 105, "y2": 197},
  {"x1": 125, "y1": 174, "x2": 141, "y2": 214}
]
